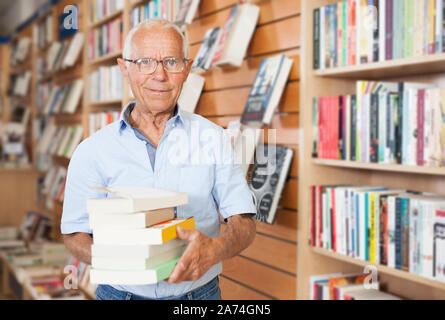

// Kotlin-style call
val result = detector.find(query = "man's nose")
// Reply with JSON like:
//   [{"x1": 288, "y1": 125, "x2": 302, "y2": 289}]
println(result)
[{"x1": 151, "y1": 61, "x2": 167, "y2": 81}]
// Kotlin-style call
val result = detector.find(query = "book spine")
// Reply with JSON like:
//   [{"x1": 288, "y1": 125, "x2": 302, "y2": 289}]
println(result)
[
  {"x1": 396, "y1": 83, "x2": 404, "y2": 164},
  {"x1": 417, "y1": 89, "x2": 425, "y2": 166},
  {"x1": 388, "y1": 196, "x2": 395, "y2": 268},
  {"x1": 370, "y1": 93, "x2": 379, "y2": 163},
  {"x1": 365, "y1": 193, "x2": 370, "y2": 261},
  {"x1": 370, "y1": 193, "x2": 376, "y2": 263},
  {"x1": 379, "y1": 0, "x2": 386, "y2": 62},
  {"x1": 339, "y1": 96, "x2": 345, "y2": 160},
  {"x1": 351, "y1": 95, "x2": 357, "y2": 161},
  {"x1": 314, "y1": 8, "x2": 320, "y2": 70},
  {"x1": 373, "y1": 0, "x2": 379, "y2": 62},
  {"x1": 337, "y1": 3, "x2": 343, "y2": 67},
  {"x1": 378, "y1": 91, "x2": 387, "y2": 163},
  {"x1": 429, "y1": 0, "x2": 435, "y2": 54},
  {"x1": 318, "y1": 186, "x2": 324, "y2": 248},
  {"x1": 342, "y1": 1, "x2": 348, "y2": 66},
  {"x1": 313, "y1": 98, "x2": 319, "y2": 158},
  {"x1": 395, "y1": 197, "x2": 402, "y2": 269},
  {"x1": 401, "y1": 198, "x2": 410, "y2": 272},
  {"x1": 350, "y1": 0, "x2": 357, "y2": 65},
  {"x1": 443, "y1": 0, "x2": 445, "y2": 52},
  {"x1": 386, "y1": 0, "x2": 393, "y2": 60},
  {"x1": 333, "y1": 3, "x2": 338, "y2": 67},
  {"x1": 424, "y1": 89, "x2": 432, "y2": 166},
  {"x1": 380, "y1": 197, "x2": 388, "y2": 265},
  {"x1": 310, "y1": 186, "x2": 316, "y2": 246}
]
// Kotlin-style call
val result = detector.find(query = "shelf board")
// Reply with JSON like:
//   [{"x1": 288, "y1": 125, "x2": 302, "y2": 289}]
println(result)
[
  {"x1": 130, "y1": 0, "x2": 148, "y2": 9},
  {"x1": 312, "y1": 247, "x2": 445, "y2": 291},
  {"x1": 314, "y1": 53, "x2": 445, "y2": 79},
  {"x1": 88, "y1": 99, "x2": 123, "y2": 107},
  {"x1": 89, "y1": 51, "x2": 122, "y2": 65},
  {"x1": 313, "y1": 158, "x2": 445, "y2": 176},
  {"x1": 89, "y1": 9, "x2": 124, "y2": 29}
]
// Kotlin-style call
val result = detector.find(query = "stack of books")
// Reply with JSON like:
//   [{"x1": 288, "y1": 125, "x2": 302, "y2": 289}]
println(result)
[{"x1": 88, "y1": 186, "x2": 195, "y2": 285}]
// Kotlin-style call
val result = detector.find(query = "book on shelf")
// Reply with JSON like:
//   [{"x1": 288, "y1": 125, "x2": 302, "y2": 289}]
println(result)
[
  {"x1": 88, "y1": 16, "x2": 123, "y2": 60},
  {"x1": 212, "y1": 3, "x2": 260, "y2": 68},
  {"x1": 90, "y1": 0, "x2": 125, "y2": 24},
  {"x1": 12, "y1": 71, "x2": 31, "y2": 97},
  {"x1": 228, "y1": 120, "x2": 262, "y2": 176},
  {"x1": 240, "y1": 54, "x2": 293, "y2": 126},
  {"x1": 249, "y1": 145, "x2": 294, "y2": 224},
  {"x1": 10, "y1": 105, "x2": 31, "y2": 129},
  {"x1": 11, "y1": 37, "x2": 31, "y2": 66},
  {"x1": 313, "y1": 0, "x2": 445, "y2": 70},
  {"x1": 131, "y1": 0, "x2": 181, "y2": 26},
  {"x1": 88, "y1": 65, "x2": 124, "y2": 102},
  {"x1": 93, "y1": 217, "x2": 195, "y2": 245},
  {"x1": 310, "y1": 185, "x2": 445, "y2": 284},
  {"x1": 177, "y1": 72, "x2": 205, "y2": 113},
  {"x1": 191, "y1": 27, "x2": 222, "y2": 73},
  {"x1": 89, "y1": 111, "x2": 121, "y2": 135},
  {"x1": 175, "y1": 0, "x2": 200, "y2": 25},
  {"x1": 313, "y1": 81, "x2": 445, "y2": 167},
  {"x1": 43, "y1": 79, "x2": 84, "y2": 115},
  {"x1": 87, "y1": 186, "x2": 188, "y2": 214},
  {"x1": 89, "y1": 207, "x2": 175, "y2": 230},
  {"x1": 309, "y1": 272, "x2": 397, "y2": 300},
  {"x1": 344, "y1": 288, "x2": 402, "y2": 300},
  {"x1": 36, "y1": 14, "x2": 54, "y2": 50},
  {"x1": 62, "y1": 32, "x2": 84, "y2": 68}
]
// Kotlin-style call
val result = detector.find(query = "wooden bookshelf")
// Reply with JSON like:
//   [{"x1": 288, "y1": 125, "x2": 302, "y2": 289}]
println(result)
[
  {"x1": 297, "y1": 0, "x2": 445, "y2": 300},
  {"x1": 89, "y1": 8, "x2": 124, "y2": 29}
]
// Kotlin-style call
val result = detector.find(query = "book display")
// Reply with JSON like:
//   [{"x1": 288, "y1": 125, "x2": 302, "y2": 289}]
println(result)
[{"x1": 298, "y1": 0, "x2": 445, "y2": 300}]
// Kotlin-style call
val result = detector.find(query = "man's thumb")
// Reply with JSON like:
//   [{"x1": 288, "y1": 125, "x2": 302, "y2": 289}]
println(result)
[{"x1": 176, "y1": 226, "x2": 192, "y2": 241}]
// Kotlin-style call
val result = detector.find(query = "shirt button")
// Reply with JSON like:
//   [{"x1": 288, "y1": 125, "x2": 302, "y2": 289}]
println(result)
[
  {"x1": 157, "y1": 173, "x2": 161, "y2": 177},
  {"x1": 161, "y1": 288, "x2": 166, "y2": 293},
  {"x1": 143, "y1": 141, "x2": 147, "y2": 145}
]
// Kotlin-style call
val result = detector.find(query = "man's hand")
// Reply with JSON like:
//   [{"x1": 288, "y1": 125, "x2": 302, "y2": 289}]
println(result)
[
  {"x1": 167, "y1": 214, "x2": 256, "y2": 284},
  {"x1": 167, "y1": 227, "x2": 220, "y2": 284}
]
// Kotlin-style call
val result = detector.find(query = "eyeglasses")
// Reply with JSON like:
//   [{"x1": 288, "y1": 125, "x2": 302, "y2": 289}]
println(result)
[{"x1": 124, "y1": 57, "x2": 188, "y2": 74}]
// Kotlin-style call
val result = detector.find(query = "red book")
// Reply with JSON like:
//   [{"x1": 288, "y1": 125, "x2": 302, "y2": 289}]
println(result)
[
  {"x1": 318, "y1": 186, "x2": 323, "y2": 248},
  {"x1": 331, "y1": 96, "x2": 340, "y2": 160},
  {"x1": 417, "y1": 89, "x2": 425, "y2": 166}
]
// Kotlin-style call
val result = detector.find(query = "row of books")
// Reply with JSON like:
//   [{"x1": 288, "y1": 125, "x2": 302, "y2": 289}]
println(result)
[
  {"x1": 19, "y1": 212, "x2": 52, "y2": 245},
  {"x1": 90, "y1": 0, "x2": 125, "y2": 24},
  {"x1": 36, "y1": 13, "x2": 54, "y2": 50},
  {"x1": 89, "y1": 111, "x2": 121, "y2": 136},
  {"x1": 42, "y1": 166, "x2": 67, "y2": 203},
  {"x1": 312, "y1": 81, "x2": 445, "y2": 167},
  {"x1": 88, "y1": 65, "x2": 124, "y2": 102},
  {"x1": 88, "y1": 16, "x2": 123, "y2": 60},
  {"x1": 8, "y1": 71, "x2": 31, "y2": 97},
  {"x1": 10, "y1": 37, "x2": 30, "y2": 67},
  {"x1": 36, "y1": 82, "x2": 53, "y2": 112},
  {"x1": 38, "y1": 123, "x2": 84, "y2": 159},
  {"x1": 130, "y1": 0, "x2": 200, "y2": 27},
  {"x1": 43, "y1": 79, "x2": 83, "y2": 115},
  {"x1": 88, "y1": 186, "x2": 193, "y2": 284},
  {"x1": 310, "y1": 272, "x2": 402, "y2": 300},
  {"x1": 64, "y1": 255, "x2": 97, "y2": 298},
  {"x1": 309, "y1": 185, "x2": 445, "y2": 283},
  {"x1": 37, "y1": 32, "x2": 84, "y2": 78},
  {"x1": 313, "y1": 0, "x2": 445, "y2": 70},
  {"x1": 192, "y1": 3, "x2": 260, "y2": 71}
]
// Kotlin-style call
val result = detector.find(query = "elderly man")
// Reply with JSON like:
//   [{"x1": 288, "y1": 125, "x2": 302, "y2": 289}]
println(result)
[{"x1": 61, "y1": 19, "x2": 257, "y2": 300}]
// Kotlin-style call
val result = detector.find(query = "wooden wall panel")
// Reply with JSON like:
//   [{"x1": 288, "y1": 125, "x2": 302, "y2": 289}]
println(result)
[
  {"x1": 254, "y1": 0, "x2": 301, "y2": 25},
  {"x1": 223, "y1": 256, "x2": 297, "y2": 300},
  {"x1": 240, "y1": 233, "x2": 297, "y2": 274},
  {"x1": 220, "y1": 276, "x2": 271, "y2": 300},
  {"x1": 280, "y1": 179, "x2": 298, "y2": 210},
  {"x1": 197, "y1": 0, "x2": 238, "y2": 17},
  {"x1": 255, "y1": 209, "x2": 297, "y2": 243}
]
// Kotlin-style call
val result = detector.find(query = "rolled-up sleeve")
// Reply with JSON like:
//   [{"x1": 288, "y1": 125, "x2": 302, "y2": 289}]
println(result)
[
  {"x1": 61, "y1": 139, "x2": 106, "y2": 234},
  {"x1": 211, "y1": 133, "x2": 257, "y2": 221}
]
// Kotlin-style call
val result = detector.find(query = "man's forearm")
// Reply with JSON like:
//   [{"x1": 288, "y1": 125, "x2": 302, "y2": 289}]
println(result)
[
  {"x1": 62, "y1": 233, "x2": 93, "y2": 265},
  {"x1": 213, "y1": 214, "x2": 256, "y2": 262}
]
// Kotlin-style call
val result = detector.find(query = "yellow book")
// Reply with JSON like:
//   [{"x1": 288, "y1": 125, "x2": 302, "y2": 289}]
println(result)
[{"x1": 428, "y1": 0, "x2": 435, "y2": 54}]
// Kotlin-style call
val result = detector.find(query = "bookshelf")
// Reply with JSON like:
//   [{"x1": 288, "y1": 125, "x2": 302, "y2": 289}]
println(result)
[{"x1": 297, "y1": 0, "x2": 445, "y2": 300}]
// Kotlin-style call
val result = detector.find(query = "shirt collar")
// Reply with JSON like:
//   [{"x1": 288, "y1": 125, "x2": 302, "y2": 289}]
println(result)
[{"x1": 119, "y1": 101, "x2": 184, "y2": 132}]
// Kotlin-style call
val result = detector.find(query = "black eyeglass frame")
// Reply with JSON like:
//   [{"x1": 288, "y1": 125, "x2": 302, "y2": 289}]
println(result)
[{"x1": 123, "y1": 57, "x2": 189, "y2": 74}]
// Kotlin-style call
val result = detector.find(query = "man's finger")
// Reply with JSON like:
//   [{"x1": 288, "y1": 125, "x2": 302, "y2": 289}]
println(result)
[
  {"x1": 176, "y1": 226, "x2": 194, "y2": 241},
  {"x1": 168, "y1": 255, "x2": 188, "y2": 284}
]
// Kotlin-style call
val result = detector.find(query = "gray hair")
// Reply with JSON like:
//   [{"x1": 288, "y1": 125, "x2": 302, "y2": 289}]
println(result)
[{"x1": 122, "y1": 19, "x2": 189, "y2": 60}]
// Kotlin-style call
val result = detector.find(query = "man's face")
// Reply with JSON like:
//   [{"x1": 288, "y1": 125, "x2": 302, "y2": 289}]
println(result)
[{"x1": 118, "y1": 27, "x2": 192, "y2": 114}]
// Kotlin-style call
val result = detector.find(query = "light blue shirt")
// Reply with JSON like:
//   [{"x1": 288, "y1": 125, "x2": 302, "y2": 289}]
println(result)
[{"x1": 61, "y1": 101, "x2": 256, "y2": 299}]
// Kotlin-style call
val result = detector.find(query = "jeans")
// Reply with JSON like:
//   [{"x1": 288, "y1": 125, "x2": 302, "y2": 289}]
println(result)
[{"x1": 95, "y1": 277, "x2": 221, "y2": 300}]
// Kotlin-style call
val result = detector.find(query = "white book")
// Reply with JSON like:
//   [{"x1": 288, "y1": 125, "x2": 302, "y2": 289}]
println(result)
[
  {"x1": 175, "y1": 0, "x2": 200, "y2": 25},
  {"x1": 90, "y1": 257, "x2": 180, "y2": 285},
  {"x1": 66, "y1": 126, "x2": 84, "y2": 159},
  {"x1": 46, "y1": 42, "x2": 62, "y2": 72},
  {"x1": 87, "y1": 186, "x2": 188, "y2": 214},
  {"x1": 92, "y1": 244, "x2": 187, "y2": 270},
  {"x1": 191, "y1": 27, "x2": 222, "y2": 73},
  {"x1": 62, "y1": 80, "x2": 84, "y2": 114},
  {"x1": 177, "y1": 73, "x2": 205, "y2": 113},
  {"x1": 387, "y1": 196, "x2": 396, "y2": 268},
  {"x1": 89, "y1": 207, "x2": 175, "y2": 230},
  {"x1": 345, "y1": 289, "x2": 401, "y2": 300},
  {"x1": 56, "y1": 127, "x2": 72, "y2": 156},
  {"x1": 92, "y1": 239, "x2": 186, "y2": 259},
  {"x1": 213, "y1": 3, "x2": 260, "y2": 68},
  {"x1": 93, "y1": 218, "x2": 195, "y2": 245},
  {"x1": 62, "y1": 32, "x2": 84, "y2": 68}
]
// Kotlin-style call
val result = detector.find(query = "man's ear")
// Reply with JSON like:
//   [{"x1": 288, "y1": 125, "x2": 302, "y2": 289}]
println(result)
[
  {"x1": 183, "y1": 59, "x2": 194, "y2": 80},
  {"x1": 117, "y1": 58, "x2": 130, "y2": 82}
]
